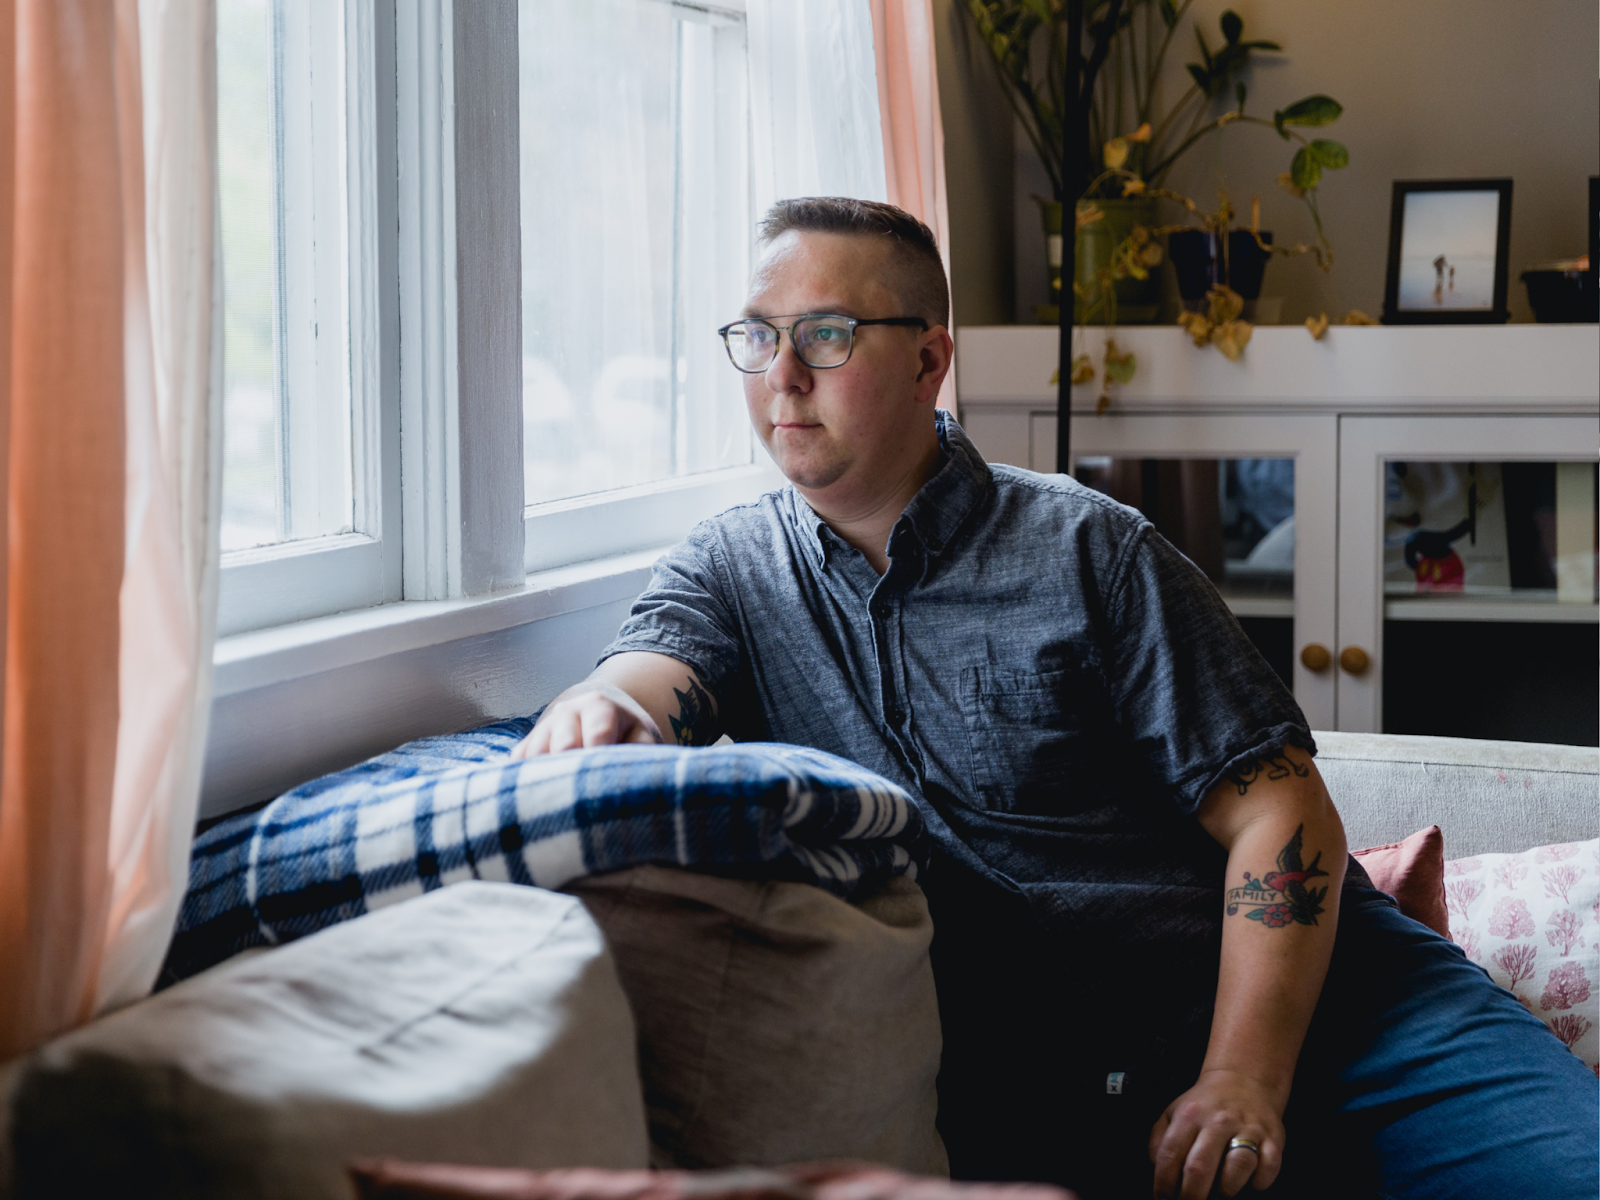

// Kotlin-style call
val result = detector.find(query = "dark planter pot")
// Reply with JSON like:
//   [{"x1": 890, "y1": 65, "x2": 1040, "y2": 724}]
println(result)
[
  {"x1": 1031, "y1": 197, "x2": 1162, "y2": 324},
  {"x1": 1521, "y1": 268, "x2": 1599, "y2": 323},
  {"x1": 1169, "y1": 229, "x2": 1274, "y2": 310}
]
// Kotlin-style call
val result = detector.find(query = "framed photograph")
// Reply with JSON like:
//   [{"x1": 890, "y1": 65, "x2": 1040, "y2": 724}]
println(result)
[{"x1": 1382, "y1": 179, "x2": 1513, "y2": 324}]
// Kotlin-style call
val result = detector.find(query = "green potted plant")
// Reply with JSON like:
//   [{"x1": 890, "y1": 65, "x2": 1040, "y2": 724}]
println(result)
[{"x1": 961, "y1": 0, "x2": 1347, "y2": 323}]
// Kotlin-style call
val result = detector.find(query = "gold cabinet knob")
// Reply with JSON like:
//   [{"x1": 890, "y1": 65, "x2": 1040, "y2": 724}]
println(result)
[
  {"x1": 1299, "y1": 643, "x2": 1332, "y2": 672},
  {"x1": 1339, "y1": 646, "x2": 1370, "y2": 675}
]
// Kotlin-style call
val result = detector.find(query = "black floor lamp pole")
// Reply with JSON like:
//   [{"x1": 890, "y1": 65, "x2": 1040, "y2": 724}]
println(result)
[{"x1": 1056, "y1": 8, "x2": 1079, "y2": 480}]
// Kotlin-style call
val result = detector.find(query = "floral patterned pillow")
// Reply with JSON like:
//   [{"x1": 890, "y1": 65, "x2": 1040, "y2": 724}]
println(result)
[{"x1": 1444, "y1": 839, "x2": 1599, "y2": 1073}]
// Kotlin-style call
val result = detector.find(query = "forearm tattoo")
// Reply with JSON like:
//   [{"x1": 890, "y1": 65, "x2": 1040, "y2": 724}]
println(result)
[
  {"x1": 1225, "y1": 823, "x2": 1330, "y2": 928},
  {"x1": 667, "y1": 676, "x2": 715, "y2": 746},
  {"x1": 1221, "y1": 749, "x2": 1309, "y2": 796}
]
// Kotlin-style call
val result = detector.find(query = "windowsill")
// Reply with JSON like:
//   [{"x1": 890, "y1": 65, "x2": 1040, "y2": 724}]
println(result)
[{"x1": 214, "y1": 546, "x2": 667, "y2": 698}]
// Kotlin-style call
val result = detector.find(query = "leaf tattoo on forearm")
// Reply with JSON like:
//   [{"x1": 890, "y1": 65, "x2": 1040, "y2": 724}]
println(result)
[
  {"x1": 1225, "y1": 823, "x2": 1329, "y2": 928},
  {"x1": 668, "y1": 676, "x2": 714, "y2": 746}
]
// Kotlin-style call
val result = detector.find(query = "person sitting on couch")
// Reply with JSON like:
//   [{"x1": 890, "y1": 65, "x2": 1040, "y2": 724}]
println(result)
[{"x1": 511, "y1": 198, "x2": 1598, "y2": 1200}]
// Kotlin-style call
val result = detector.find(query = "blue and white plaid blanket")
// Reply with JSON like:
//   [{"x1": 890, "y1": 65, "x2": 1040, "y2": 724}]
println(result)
[{"x1": 163, "y1": 716, "x2": 925, "y2": 982}]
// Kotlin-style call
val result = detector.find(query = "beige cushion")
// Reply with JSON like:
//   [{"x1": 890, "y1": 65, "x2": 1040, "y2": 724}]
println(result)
[
  {"x1": 4, "y1": 882, "x2": 648, "y2": 1200},
  {"x1": 569, "y1": 867, "x2": 946, "y2": 1176},
  {"x1": 1314, "y1": 731, "x2": 1600, "y2": 858}
]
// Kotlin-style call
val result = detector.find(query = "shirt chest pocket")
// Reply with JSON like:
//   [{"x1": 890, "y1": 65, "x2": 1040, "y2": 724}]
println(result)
[{"x1": 960, "y1": 664, "x2": 1104, "y2": 818}]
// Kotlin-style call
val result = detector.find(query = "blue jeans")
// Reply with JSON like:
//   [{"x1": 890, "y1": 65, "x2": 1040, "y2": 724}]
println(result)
[
  {"x1": 1067, "y1": 897, "x2": 1600, "y2": 1199},
  {"x1": 1269, "y1": 896, "x2": 1599, "y2": 1199}
]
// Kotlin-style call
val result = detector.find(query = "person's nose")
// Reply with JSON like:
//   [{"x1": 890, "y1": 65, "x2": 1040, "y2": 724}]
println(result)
[{"x1": 762, "y1": 332, "x2": 813, "y2": 395}]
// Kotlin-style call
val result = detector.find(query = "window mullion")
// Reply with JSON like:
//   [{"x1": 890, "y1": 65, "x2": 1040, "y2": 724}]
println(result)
[{"x1": 395, "y1": 0, "x2": 523, "y2": 601}]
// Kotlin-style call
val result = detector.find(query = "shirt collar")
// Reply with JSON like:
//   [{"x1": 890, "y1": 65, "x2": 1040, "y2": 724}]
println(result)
[
  {"x1": 896, "y1": 409, "x2": 992, "y2": 559},
  {"x1": 786, "y1": 409, "x2": 993, "y2": 571}
]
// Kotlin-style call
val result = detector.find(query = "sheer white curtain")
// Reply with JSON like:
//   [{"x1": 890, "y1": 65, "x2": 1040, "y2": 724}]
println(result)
[
  {"x1": 96, "y1": 0, "x2": 221, "y2": 1013},
  {"x1": 745, "y1": 0, "x2": 888, "y2": 214}
]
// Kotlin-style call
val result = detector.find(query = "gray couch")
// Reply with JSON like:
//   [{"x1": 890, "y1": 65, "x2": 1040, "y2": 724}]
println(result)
[
  {"x1": 1313, "y1": 731, "x2": 1599, "y2": 857},
  {"x1": 3, "y1": 733, "x2": 1595, "y2": 1199}
]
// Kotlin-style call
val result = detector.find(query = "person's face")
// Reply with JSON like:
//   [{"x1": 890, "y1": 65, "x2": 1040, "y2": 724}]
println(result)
[{"x1": 737, "y1": 231, "x2": 946, "y2": 496}]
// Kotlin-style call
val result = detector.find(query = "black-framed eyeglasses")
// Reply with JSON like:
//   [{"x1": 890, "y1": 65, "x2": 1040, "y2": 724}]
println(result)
[{"x1": 716, "y1": 313, "x2": 929, "y2": 373}]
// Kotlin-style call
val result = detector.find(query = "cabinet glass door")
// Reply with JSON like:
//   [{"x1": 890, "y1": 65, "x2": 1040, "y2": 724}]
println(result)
[
  {"x1": 1034, "y1": 412, "x2": 1338, "y2": 729},
  {"x1": 1339, "y1": 416, "x2": 1600, "y2": 739}
]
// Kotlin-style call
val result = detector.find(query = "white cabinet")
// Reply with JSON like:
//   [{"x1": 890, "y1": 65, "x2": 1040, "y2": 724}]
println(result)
[{"x1": 955, "y1": 325, "x2": 1599, "y2": 735}]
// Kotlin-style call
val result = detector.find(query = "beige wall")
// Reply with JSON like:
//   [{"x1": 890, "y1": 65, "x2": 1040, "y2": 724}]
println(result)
[
  {"x1": 934, "y1": 0, "x2": 1600, "y2": 327},
  {"x1": 930, "y1": 0, "x2": 1015, "y2": 325}
]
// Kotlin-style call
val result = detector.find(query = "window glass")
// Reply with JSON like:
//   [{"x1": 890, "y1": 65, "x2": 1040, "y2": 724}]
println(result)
[
  {"x1": 519, "y1": 0, "x2": 753, "y2": 508},
  {"x1": 218, "y1": 0, "x2": 355, "y2": 552}
]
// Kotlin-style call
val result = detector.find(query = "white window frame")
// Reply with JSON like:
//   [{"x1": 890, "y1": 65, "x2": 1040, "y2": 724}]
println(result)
[
  {"x1": 219, "y1": 0, "x2": 776, "y2": 636},
  {"x1": 521, "y1": 0, "x2": 780, "y2": 574},
  {"x1": 218, "y1": 0, "x2": 399, "y2": 636}
]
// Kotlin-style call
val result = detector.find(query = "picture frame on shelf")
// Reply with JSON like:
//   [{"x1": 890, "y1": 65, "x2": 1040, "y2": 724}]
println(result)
[{"x1": 1382, "y1": 179, "x2": 1513, "y2": 325}]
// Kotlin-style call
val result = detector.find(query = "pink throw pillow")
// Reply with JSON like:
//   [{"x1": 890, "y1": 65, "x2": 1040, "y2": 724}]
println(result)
[
  {"x1": 1352, "y1": 825, "x2": 1450, "y2": 938},
  {"x1": 1444, "y1": 839, "x2": 1600, "y2": 1073}
]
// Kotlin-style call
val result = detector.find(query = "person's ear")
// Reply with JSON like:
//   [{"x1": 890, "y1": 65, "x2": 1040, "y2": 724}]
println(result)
[{"x1": 913, "y1": 326, "x2": 954, "y2": 403}]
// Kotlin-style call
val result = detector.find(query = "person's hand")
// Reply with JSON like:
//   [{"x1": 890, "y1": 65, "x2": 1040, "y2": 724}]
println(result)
[
  {"x1": 510, "y1": 684, "x2": 664, "y2": 758},
  {"x1": 1147, "y1": 1068, "x2": 1285, "y2": 1199}
]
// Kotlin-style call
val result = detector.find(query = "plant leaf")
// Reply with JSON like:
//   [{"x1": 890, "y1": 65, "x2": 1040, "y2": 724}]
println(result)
[
  {"x1": 1276, "y1": 170, "x2": 1307, "y2": 199},
  {"x1": 1220, "y1": 9, "x2": 1243, "y2": 44},
  {"x1": 1207, "y1": 285, "x2": 1245, "y2": 324},
  {"x1": 1103, "y1": 137, "x2": 1130, "y2": 169},
  {"x1": 1307, "y1": 138, "x2": 1349, "y2": 169},
  {"x1": 1070, "y1": 354, "x2": 1095, "y2": 385},
  {"x1": 1186, "y1": 62, "x2": 1210, "y2": 91},
  {"x1": 1158, "y1": 0, "x2": 1177, "y2": 29},
  {"x1": 1212, "y1": 318, "x2": 1253, "y2": 362},
  {"x1": 1194, "y1": 27, "x2": 1212, "y2": 69},
  {"x1": 1290, "y1": 146, "x2": 1322, "y2": 191},
  {"x1": 1104, "y1": 340, "x2": 1137, "y2": 384},
  {"x1": 1305, "y1": 313, "x2": 1330, "y2": 340},
  {"x1": 1275, "y1": 94, "x2": 1343, "y2": 127}
]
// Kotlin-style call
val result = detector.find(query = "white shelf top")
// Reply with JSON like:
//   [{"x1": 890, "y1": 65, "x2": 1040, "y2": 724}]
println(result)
[
  {"x1": 1223, "y1": 595, "x2": 1295, "y2": 619},
  {"x1": 956, "y1": 324, "x2": 1599, "y2": 413},
  {"x1": 1384, "y1": 596, "x2": 1599, "y2": 624}
]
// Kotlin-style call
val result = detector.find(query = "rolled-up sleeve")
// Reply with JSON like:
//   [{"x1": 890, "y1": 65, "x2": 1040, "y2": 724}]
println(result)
[
  {"x1": 599, "y1": 528, "x2": 745, "y2": 706},
  {"x1": 1103, "y1": 524, "x2": 1315, "y2": 814}
]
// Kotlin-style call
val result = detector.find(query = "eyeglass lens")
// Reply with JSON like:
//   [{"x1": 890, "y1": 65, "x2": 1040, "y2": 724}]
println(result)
[{"x1": 724, "y1": 316, "x2": 855, "y2": 371}]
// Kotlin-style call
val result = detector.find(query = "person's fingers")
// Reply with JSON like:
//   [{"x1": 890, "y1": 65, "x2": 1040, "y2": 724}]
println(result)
[
  {"x1": 578, "y1": 696, "x2": 623, "y2": 747},
  {"x1": 1251, "y1": 1132, "x2": 1284, "y2": 1192},
  {"x1": 1214, "y1": 1133, "x2": 1264, "y2": 1197},
  {"x1": 624, "y1": 718, "x2": 663, "y2": 745},
  {"x1": 508, "y1": 731, "x2": 535, "y2": 760},
  {"x1": 1150, "y1": 1108, "x2": 1199, "y2": 1200},
  {"x1": 545, "y1": 707, "x2": 587, "y2": 753},
  {"x1": 1147, "y1": 1107, "x2": 1173, "y2": 1164},
  {"x1": 1179, "y1": 1125, "x2": 1229, "y2": 1200}
]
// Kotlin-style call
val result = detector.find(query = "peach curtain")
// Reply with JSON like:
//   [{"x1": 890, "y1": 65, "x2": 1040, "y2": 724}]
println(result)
[
  {"x1": 0, "y1": 0, "x2": 218, "y2": 1059},
  {"x1": 868, "y1": 0, "x2": 954, "y2": 412}
]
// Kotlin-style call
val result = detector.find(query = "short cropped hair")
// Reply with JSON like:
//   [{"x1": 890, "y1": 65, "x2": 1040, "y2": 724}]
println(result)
[{"x1": 757, "y1": 197, "x2": 949, "y2": 328}]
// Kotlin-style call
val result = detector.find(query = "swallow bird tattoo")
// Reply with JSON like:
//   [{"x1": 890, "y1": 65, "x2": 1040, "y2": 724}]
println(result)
[{"x1": 1225, "y1": 824, "x2": 1330, "y2": 928}]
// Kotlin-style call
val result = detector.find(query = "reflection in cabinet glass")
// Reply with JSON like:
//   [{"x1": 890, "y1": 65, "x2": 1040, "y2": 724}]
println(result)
[
  {"x1": 1383, "y1": 461, "x2": 1598, "y2": 608},
  {"x1": 1075, "y1": 457, "x2": 1297, "y2": 687}
]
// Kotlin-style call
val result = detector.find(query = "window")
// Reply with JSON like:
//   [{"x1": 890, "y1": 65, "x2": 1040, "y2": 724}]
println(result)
[
  {"x1": 217, "y1": 0, "x2": 395, "y2": 634},
  {"x1": 217, "y1": 0, "x2": 775, "y2": 634},
  {"x1": 519, "y1": 0, "x2": 751, "y2": 507},
  {"x1": 518, "y1": 0, "x2": 777, "y2": 573}
]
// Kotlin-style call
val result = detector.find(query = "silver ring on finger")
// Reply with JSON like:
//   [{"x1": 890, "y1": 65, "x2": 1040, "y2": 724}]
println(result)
[{"x1": 1226, "y1": 1137, "x2": 1260, "y2": 1157}]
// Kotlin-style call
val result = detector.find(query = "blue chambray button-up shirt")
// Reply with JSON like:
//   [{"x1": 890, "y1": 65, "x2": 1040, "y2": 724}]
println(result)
[{"x1": 601, "y1": 410, "x2": 1376, "y2": 1178}]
